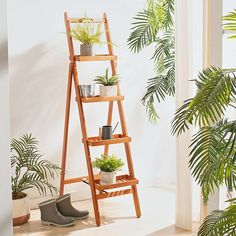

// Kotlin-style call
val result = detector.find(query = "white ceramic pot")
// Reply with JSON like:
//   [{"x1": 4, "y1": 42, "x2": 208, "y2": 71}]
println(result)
[
  {"x1": 12, "y1": 193, "x2": 30, "y2": 226},
  {"x1": 100, "y1": 171, "x2": 116, "y2": 185},
  {"x1": 99, "y1": 85, "x2": 117, "y2": 97}
]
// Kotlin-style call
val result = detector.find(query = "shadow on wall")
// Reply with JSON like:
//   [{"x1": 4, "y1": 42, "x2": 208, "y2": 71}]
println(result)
[{"x1": 9, "y1": 42, "x2": 84, "y2": 180}]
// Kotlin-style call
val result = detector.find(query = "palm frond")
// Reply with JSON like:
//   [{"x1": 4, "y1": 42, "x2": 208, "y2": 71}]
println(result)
[
  {"x1": 223, "y1": 9, "x2": 236, "y2": 39},
  {"x1": 11, "y1": 134, "x2": 61, "y2": 196},
  {"x1": 188, "y1": 121, "x2": 236, "y2": 202},
  {"x1": 198, "y1": 199, "x2": 236, "y2": 236},
  {"x1": 172, "y1": 67, "x2": 236, "y2": 135}
]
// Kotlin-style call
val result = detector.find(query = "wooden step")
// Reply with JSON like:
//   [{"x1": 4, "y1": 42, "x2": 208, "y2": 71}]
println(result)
[
  {"x1": 84, "y1": 134, "x2": 131, "y2": 146},
  {"x1": 73, "y1": 54, "x2": 117, "y2": 62},
  {"x1": 80, "y1": 96, "x2": 124, "y2": 103},
  {"x1": 95, "y1": 175, "x2": 138, "y2": 191}
]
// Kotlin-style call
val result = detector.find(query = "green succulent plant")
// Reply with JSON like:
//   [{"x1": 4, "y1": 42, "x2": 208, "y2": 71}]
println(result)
[
  {"x1": 70, "y1": 17, "x2": 103, "y2": 45},
  {"x1": 92, "y1": 154, "x2": 124, "y2": 172},
  {"x1": 94, "y1": 68, "x2": 120, "y2": 86},
  {"x1": 11, "y1": 134, "x2": 61, "y2": 199}
]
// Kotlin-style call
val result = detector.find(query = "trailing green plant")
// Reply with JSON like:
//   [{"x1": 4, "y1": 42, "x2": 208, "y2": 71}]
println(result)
[
  {"x1": 70, "y1": 17, "x2": 103, "y2": 45},
  {"x1": 94, "y1": 68, "x2": 119, "y2": 86},
  {"x1": 128, "y1": 0, "x2": 175, "y2": 123},
  {"x1": 11, "y1": 134, "x2": 61, "y2": 199},
  {"x1": 92, "y1": 154, "x2": 124, "y2": 172}
]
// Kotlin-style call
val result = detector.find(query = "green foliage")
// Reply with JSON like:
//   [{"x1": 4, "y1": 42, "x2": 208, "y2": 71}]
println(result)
[
  {"x1": 70, "y1": 17, "x2": 102, "y2": 45},
  {"x1": 198, "y1": 198, "x2": 236, "y2": 236},
  {"x1": 172, "y1": 67, "x2": 236, "y2": 136},
  {"x1": 127, "y1": 0, "x2": 174, "y2": 122},
  {"x1": 223, "y1": 9, "x2": 236, "y2": 39},
  {"x1": 11, "y1": 134, "x2": 61, "y2": 198},
  {"x1": 92, "y1": 154, "x2": 124, "y2": 172},
  {"x1": 94, "y1": 68, "x2": 119, "y2": 86}
]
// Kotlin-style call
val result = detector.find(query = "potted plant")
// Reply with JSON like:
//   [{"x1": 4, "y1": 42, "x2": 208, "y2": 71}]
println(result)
[
  {"x1": 94, "y1": 68, "x2": 120, "y2": 97},
  {"x1": 92, "y1": 154, "x2": 124, "y2": 185},
  {"x1": 11, "y1": 134, "x2": 61, "y2": 226},
  {"x1": 70, "y1": 17, "x2": 103, "y2": 56}
]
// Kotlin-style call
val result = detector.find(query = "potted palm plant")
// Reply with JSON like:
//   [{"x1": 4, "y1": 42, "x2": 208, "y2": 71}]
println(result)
[
  {"x1": 172, "y1": 8, "x2": 236, "y2": 235},
  {"x1": 11, "y1": 134, "x2": 61, "y2": 226},
  {"x1": 94, "y1": 68, "x2": 120, "y2": 97},
  {"x1": 92, "y1": 154, "x2": 124, "y2": 185},
  {"x1": 70, "y1": 17, "x2": 103, "y2": 56}
]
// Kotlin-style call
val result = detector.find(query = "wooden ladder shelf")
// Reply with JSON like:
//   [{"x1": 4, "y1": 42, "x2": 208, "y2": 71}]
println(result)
[{"x1": 60, "y1": 12, "x2": 141, "y2": 226}]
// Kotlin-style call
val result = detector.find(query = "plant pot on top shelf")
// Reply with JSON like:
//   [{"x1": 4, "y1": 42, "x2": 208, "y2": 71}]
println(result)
[
  {"x1": 92, "y1": 154, "x2": 124, "y2": 185},
  {"x1": 11, "y1": 134, "x2": 61, "y2": 226},
  {"x1": 70, "y1": 16, "x2": 103, "y2": 56},
  {"x1": 94, "y1": 68, "x2": 120, "y2": 97}
]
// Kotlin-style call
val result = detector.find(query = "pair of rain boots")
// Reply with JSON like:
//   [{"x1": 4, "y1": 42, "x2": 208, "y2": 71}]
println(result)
[{"x1": 39, "y1": 194, "x2": 89, "y2": 227}]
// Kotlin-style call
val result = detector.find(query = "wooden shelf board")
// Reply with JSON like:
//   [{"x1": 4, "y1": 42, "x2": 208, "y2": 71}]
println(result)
[
  {"x1": 97, "y1": 188, "x2": 134, "y2": 200},
  {"x1": 95, "y1": 175, "x2": 138, "y2": 191},
  {"x1": 73, "y1": 54, "x2": 117, "y2": 62},
  {"x1": 81, "y1": 96, "x2": 124, "y2": 103},
  {"x1": 84, "y1": 134, "x2": 131, "y2": 146}
]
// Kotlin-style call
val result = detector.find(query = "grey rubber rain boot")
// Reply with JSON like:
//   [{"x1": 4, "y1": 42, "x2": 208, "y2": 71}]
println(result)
[
  {"x1": 39, "y1": 199, "x2": 75, "y2": 227},
  {"x1": 56, "y1": 194, "x2": 89, "y2": 220}
]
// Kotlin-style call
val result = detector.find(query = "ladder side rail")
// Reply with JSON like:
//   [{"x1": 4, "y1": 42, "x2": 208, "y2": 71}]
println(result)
[
  {"x1": 72, "y1": 64, "x2": 101, "y2": 226},
  {"x1": 64, "y1": 12, "x2": 75, "y2": 62}
]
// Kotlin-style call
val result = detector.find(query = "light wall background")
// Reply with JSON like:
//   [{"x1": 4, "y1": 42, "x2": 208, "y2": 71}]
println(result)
[{"x1": 8, "y1": 0, "x2": 176, "y2": 204}]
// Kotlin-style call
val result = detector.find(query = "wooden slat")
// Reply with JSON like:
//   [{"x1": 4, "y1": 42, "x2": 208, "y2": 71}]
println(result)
[
  {"x1": 80, "y1": 96, "x2": 124, "y2": 103},
  {"x1": 94, "y1": 175, "x2": 138, "y2": 191},
  {"x1": 68, "y1": 18, "x2": 104, "y2": 23},
  {"x1": 64, "y1": 174, "x2": 100, "y2": 185},
  {"x1": 73, "y1": 54, "x2": 117, "y2": 62},
  {"x1": 84, "y1": 134, "x2": 131, "y2": 146},
  {"x1": 97, "y1": 189, "x2": 134, "y2": 200}
]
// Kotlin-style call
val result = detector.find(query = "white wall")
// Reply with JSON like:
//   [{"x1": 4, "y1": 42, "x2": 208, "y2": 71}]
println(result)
[
  {"x1": 8, "y1": 0, "x2": 176, "y2": 203},
  {"x1": 0, "y1": 0, "x2": 13, "y2": 234}
]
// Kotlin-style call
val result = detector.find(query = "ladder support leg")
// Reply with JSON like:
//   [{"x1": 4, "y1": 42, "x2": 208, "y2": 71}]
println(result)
[
  {"x1": 104, "y1": 101, "x2": 113, "y2": 155},
  {"x1": 60, "y1": 63, "x2": 73, "y2": 196}
]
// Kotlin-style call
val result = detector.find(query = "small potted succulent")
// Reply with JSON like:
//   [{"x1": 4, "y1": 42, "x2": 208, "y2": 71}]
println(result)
[
  {"x1": 70, "y1": 17, "x2": 103, "y2": 56},
  {"x1": 11, "y1": 134, "x2": 61, "y2": 226},
  {"x1": 92, "y1": 154, "x2": 124, "y2": 185},
  {"x1": 94, "y1": 68, "x2": 120, "y2": 97}
]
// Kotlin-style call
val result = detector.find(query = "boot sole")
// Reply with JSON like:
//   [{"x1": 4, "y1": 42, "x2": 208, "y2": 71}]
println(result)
[
  {"x1": 75, "y1": 214, "x2": 89, "y2": 220},
  {"x1": 42, "y1": 220, "x2": 75, "y2": 227}
]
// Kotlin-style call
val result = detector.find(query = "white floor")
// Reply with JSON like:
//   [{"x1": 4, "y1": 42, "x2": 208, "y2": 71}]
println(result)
[{"x1": 14, "y1": 188, "x2": 198, "y2": 236}]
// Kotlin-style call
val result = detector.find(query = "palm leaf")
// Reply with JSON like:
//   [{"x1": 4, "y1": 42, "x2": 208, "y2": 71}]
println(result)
[
  {"x1": 172, "y1": 67, "x2": 236, "y2": 136},
  {"x1": 223, "y1": 9, "x2": 236, "y2": 39},
  {"x1": 198, "y1": 199, "x2": 236, "y2": 236}
]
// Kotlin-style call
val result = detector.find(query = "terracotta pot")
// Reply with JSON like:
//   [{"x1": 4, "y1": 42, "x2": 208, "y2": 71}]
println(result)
[
  {"x1": 80, "y1": 44, "x2": 93, "y2": 56},
  {"x1": 12, "y1": 193, "x2": 30, "y2": 226},
  {"x1": 99, "y1": 85, "x2": 117, "y2": 97},
  {"x1": 100, "y1": 171, "x2": 116, "y2": 185}
]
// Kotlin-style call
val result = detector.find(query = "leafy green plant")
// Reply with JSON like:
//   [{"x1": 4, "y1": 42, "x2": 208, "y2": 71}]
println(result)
[
  {"x1": 92, "y1": 154, "x2": 124, "y2": 172},
  {"x1": 223, "y1": 9, "x2": 236, "y2": 38},
  {"x1": 11, "y1": 134, "x2": 61, "y2": 199},
  {"x1": 171, "y1": 66, "x2": 236, "y2": 234},
  {"x1": 198, "y1": 198, "x2": 236, "y2": 236},
  {"x1": 94, "y1": 68, "x2": 119, "y2": 86},
  {"x1": 127, "y1": 0, "x2": 174, "y2": 123},
  {"x1": 70, "y1": 17, "x2": 102, "y2": 45}
]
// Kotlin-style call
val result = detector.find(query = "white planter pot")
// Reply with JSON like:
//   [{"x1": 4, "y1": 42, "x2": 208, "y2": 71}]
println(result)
[
  {"x1": 12, "y1": 193, "x2": 30, "y2": 226},
  {"x1": 100, "y1": 171, "x2": 116, "y2": 185},
  {"x1": 99, "y1": 85, "x2": 117, "y2": 97}
]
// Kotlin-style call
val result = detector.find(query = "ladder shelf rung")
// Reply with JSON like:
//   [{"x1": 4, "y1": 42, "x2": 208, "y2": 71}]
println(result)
[
  {"x1": 73, "y1": 54, "x2": 117, "y2": 62},
  {"x1": 80, "y1": 95, "x2": 124, "y2": 103},
  {"x1": 95, "y1": 174, "x2": 138, "y2": 191},
  {"x1": 83, "y1": 134, "x2": 131, "y2": 146},
  {"x1": 97, "y1": 188, "x2": 134, "y2": 200}
]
